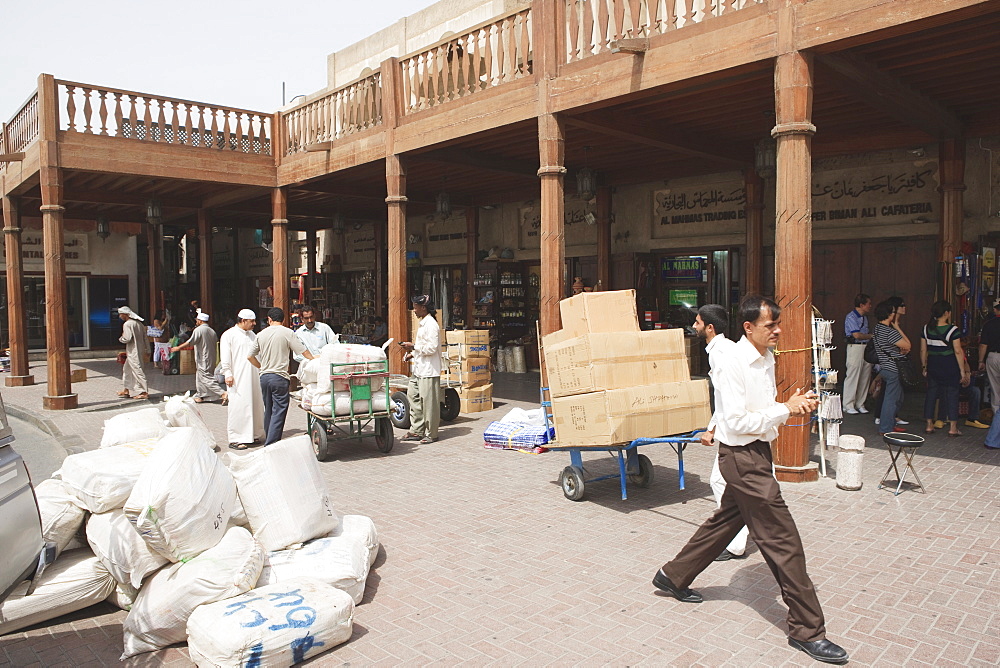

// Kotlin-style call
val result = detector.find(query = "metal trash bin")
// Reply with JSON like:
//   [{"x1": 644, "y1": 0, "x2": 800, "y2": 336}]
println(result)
[{"x1": 836, "y1": 434, "x2": 865, "y2": 491}]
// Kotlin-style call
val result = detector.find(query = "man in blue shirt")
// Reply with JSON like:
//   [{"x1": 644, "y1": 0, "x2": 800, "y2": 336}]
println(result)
[{"x1": 842, "y1": 293, "x2": 873, "y2": 414}]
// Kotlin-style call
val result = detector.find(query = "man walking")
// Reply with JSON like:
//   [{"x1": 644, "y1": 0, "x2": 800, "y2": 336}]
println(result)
[
  {"x1": 219, "y1": 309, "x2": 264, "y2": 449},
  {"x1": 977, "y1": 299, "x2": 1000, "y2": 417},
  {"x1": 248, "y1": 307, "x2": 315, "y2": 445},
  {"x1": 693, "y1": 303, "x2": 749, "y2": 562},
  {"x1": 117, "y1": 306, "x2": 149, "y2": 400},
  {"x1": 293, "y1": 306, "x2": 336, "y2": 362},
  {"x1": 842, "y1": 293, "x2": 873, "y2": 414},
  {"x1": 171, "y1": 312, "x2": 223, "y2": 403},
  {"x1": 652, "y1": 295, "x2": 848, "y2": 665},
  {"x1": 400, "y1": 295, "x2": 442, "y2": 444}
]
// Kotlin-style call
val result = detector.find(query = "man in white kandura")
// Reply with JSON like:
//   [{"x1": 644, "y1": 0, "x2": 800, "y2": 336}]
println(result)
[
  {"x1": 218, "y1": 308, "x2": 264, "y2": 450},
  {"x1": 117, "y1": 306, "x2": 149, "y2": 400},
  {"x1": 171, "y1": 312, "x2": 223, "y2": 403}
]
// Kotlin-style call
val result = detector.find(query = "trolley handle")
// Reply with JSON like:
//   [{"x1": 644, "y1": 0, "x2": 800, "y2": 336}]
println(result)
[{"x1": 629, "y1": 430, "x2": 705, "y2": 447}]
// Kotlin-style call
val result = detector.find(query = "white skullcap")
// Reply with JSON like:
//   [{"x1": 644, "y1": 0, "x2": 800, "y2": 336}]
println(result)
[
  {"x1": 196, "y1": 312, "x2": 210, "y2": 322},
  {"x1": 238, "y1": 308, "x2": 257, "y2": 320}
]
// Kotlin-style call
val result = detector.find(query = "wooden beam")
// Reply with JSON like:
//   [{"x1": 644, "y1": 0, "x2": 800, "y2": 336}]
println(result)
[
  {"x1": 0, "y1": 153, "x2": 25, "y2": 163},
  {"x1": 61, "y1": 189, "x2": 201, "y2": 209},
  {"x1": 564, "y1": 113, "x2": 749, "y2": 168},
  {"x1": 816, "y1": 52, "x2": 963, "y2": 140},
  {"x1": 202, "y1": 186, "x2": 269, "y2": 209},
  {"x1": 610, "y1": 38, "x2": 649, "y2": 54},
  {"x1": 413, "y1": 147, "x2": 539, "y2": 179}
]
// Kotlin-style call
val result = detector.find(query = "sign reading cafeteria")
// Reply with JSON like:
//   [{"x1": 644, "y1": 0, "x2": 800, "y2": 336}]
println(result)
[{"x1": 810, "y1": 163, "x2": 938, "y2": 226}]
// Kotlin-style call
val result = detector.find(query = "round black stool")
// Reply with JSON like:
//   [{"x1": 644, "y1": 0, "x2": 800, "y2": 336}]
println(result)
[{"x1": 879, "y1": 432, "x2": 926, "y2": 496}]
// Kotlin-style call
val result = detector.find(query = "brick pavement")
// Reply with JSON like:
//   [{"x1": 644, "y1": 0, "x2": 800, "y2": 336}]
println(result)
[{"x1": 1, "y1": 361, "x2": 998, "y2": 666}]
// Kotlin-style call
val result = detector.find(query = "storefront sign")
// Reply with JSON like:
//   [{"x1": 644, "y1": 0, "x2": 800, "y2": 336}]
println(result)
[
  {"x1": 669, "y1": 289, "x2": 699, "y2": 306},
  {"x1": 519, "y1": 198, "x2": 598, "y2": 249},
  {"x1": 810, "y1": 165, "x2": 937, "y2": 226},
  {"x1": 344, "y1": 224, "x2": 376, "y2": 265},
  {"x1": 417, "y1": 214, "x2": 466, "y2": 258},
  {"x1": 0, "y1": 231, "x2": 89, "y2": 264},
  {"x1": 653, "y1": 186, "x2": 746, "y2": 230},
  {"x1": 661, "y1": 256, "x2": 708, "y2": 282},
  {"x1": 245, "y1": 246, "x2": 272, "y2": 277}
]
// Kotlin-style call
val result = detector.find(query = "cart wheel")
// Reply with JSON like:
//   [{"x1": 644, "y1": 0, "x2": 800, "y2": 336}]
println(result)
[
  {"x1": 390, "y1": 391, "x2": 410, "y2": 430},
  {"x1": 375, "y1": 417, "x2": 394, "y2": 453},
  {"x1": 627, "y1": 454, "x2": 654, "y2": 488},
  {"x1": 560, "y1": 466, "x2": 586, "y2": 501},
  {"x1": 310, "y1": 420, "x2": 331, "y2": 462},
  {"x1": 440, "y1": 388, "x2": 461, "y2": 422},
  {"x1": 170, "y1": 366, "x2": 179, "y2": 375}
]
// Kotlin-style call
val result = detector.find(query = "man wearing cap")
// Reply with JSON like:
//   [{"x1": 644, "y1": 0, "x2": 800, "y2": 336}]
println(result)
[
  {"x1": 219, "y1": 309, "x2": 264, "y2": 449},
  {"x1": 171, "y1": 312, "x2": 223, "y2": 403},
  {"x1": 117, "y1": 306, "x2": 149, "y2": 400},
  {"x1": 400, "y1": 295, "x2": 442, "y2": 444},
  {"x1": 248, "y1": 307, "x2": 315, "y2": 445}
]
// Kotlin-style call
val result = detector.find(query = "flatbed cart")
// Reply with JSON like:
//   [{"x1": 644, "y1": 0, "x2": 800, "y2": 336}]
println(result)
[
  {"x1": 387, "y1": 343, "x2": 464, "y2": 429},
  {"x1": 306, "y1": 360, "x2": 394, "y2": 461}
]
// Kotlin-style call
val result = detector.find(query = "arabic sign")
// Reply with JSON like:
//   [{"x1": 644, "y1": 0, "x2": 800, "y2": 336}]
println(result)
[
  {"x1": 0, "y1": 231, "x2": 89, "y2": 265},
  {"x1": 417, "y1": 214, "x2": 466, "y2": 257},
  {"x1": 810, "y1": 165, "x2": 937, "y2": 226},
  {"x1": 345, "y1": 224, "x2": 376, "y2": 265},
  {"x1": 653, "y1": 185, "x2": 746, "y2": 239},
  {"x1": 518, "y1": 198, "x2": 597, "y2": 249}
]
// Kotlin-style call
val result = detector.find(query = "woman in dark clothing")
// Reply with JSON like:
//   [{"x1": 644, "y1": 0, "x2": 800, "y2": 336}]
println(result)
[{"x1": 921, "y1": 300, "x2": 971, "y2": 436}]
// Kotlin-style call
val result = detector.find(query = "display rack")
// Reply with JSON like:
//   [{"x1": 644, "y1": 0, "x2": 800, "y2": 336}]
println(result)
[{"x1": 811, "y1": 317, "x2": 841, "y2": 478}]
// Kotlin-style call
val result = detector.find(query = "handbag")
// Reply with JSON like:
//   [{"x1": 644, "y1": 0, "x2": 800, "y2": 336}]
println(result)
[
  {"x1": 863, "y1": 339, "x2": 878, "y2": 365},
  {"x1": 894, "y1": 355, "x2": 924, "y2": 390}
]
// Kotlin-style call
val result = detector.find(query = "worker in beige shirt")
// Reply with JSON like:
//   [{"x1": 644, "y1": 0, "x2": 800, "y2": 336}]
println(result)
[{"x1": 248, "y1": 307, "x2": 315, "y2": 445}]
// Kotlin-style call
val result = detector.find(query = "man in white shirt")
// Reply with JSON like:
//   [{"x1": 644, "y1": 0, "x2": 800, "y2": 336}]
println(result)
[
  {"x1": 294, "y1": 306, "x2": 336, "y2": 363},
  {"x1": 653, "y1": 295, "x2": 848, "y2": 666},
  {"x1": 219, "y1": 309, "x2": 264, "y2": 449},
  {"x1": 400, "y1": 295, "x2": 442, "y2": 444},
  {"x1": 694, "y1": 304, "x2": 749, "y2": 562}
]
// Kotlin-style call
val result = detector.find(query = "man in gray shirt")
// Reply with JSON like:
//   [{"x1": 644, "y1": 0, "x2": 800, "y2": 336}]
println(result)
[
  {"x1": 171, "y1": 312, "x2": 223, "y2": 403},
  {"x1": 248, "y1": 307, "x2": 315, "y2": 445}
]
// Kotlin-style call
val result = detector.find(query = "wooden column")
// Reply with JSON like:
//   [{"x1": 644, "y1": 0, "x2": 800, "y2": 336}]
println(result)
[
  {"x1": 938, "y1": 139, "x2": 965, "y2": 269},
  {"x1": 146, "y1": 222, "x2": 162, "y2": 316},
  {"x1": 386, "y1": 155, "x2": 408, "y2": 374},
  {"x1": 197, "y1": 209, "x2": 214, "y2": 317},
  {"x1": 596, "y1": 186, "x2": 611, "y2": 291},
  {"x1": 744, "y1": 170, "x2": 765, "y2": 295},
  {"x1": 2, "y1": 194, "x2": 34, "y2": 386},
  {"x1": 466, "y1": 205, "x2": 479, "y2": 325},
  {"x1": 373, "y1": 222, "x2": 386, "y2": 318},
  {"x1": 538, "y1": 113, "x2": 566, "y2": 336},
  {"x1": 271, "y1": 187, "x2": 289, "y2": 315},
  {"x1": 771, "y1": 51, "x2": 816, "y2": 482},
  {"x1": 306, "y1": 228, "x2": 318, "y2": 305}
]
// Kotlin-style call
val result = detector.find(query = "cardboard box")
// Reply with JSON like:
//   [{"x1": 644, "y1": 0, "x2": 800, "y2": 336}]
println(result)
[
  {"x1": 550, "y1": 380, "x2": 711, "y2": 446},
  {"x1": 445, "y1": 330, "x2": 490, "y2": 359},
  {"x1": 543, "y1": 329, "x2": 689, "y2": 398},
  {"x1": 70, "y1": 368, "x2": 87, "y2": 383},
  {"x1": 460, "y1": 356, "x2": 491, "y2": 387},
  {"x1": 179, "y1": 349, "x2": 196, "y2": 375},
  {"x1": 558, "y1": 289, "x2": 639, "y2": 337},
  {"x1": 459, "y1": 382, "x2": 493, "y2": 413}
]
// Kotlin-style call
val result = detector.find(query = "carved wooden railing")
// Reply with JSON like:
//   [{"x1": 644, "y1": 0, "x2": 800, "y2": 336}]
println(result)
[
  {"x1": 55, "y1": 80, "x2": 272, "y2": 155},
  {"x1": 400, "y1": 7, "x2": 533, "y2": 113},
  {"x1": 565, "y1": 0, "x2": 763, "y2": 62},
  {"x1": 0, "y1": 92, "x2": 39, "y2": 170},
  {"x1": 282, "y1": 71, "x2": 383, "y2": 156}
]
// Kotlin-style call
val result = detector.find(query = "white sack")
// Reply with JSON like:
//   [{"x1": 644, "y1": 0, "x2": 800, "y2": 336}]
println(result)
[
  {"x1": 187, "y1": 577, "x2": 354, "y2": 668},
  {"x1": 122, "y1": 526, "x2": 264, "y2": 659},
  {"x1": 60, "y1": 445, "x2": 150, "y2": 514},
  {"x1": 124, "y1": 427, "x2": 237, "y2": 562},
  {"x1": 34, "y1": 478, "x2": 88, "y2": 557},
  {"x1": 499, "y1": 407, "x2": 547, "y2": 428},
  {"x1": 0, "y1": 550, "x2": 116, "y2": 635},
  {"x1": 299, "y1": 386, "x2": 313, "y2": 412},
  {"x1": 163, "y1": 393, "x2": 217, "y2": 448},
  {"x1": 296, "y1": 358, "x2": 323, "y2": 385},
  {"x1": 333, "y1": 391, "x2": 389, "y2": 417},
  {"x1": 257, "y1": 515, "x2": 379, "y2": 604},
  {"x1": 100, "y1": 407, "x2": 166, "y2": 448},
  {"x1": 310, "y1": 393, "x2": 332, "y2": 417},
  {"x1": 107, "y1": 581, "x2": 139, "y2": 611},
  {"x1": 230, "y1": 494, "x2": 250, "y2": 527},
  {"x1": 316, "y1": 343, "x2": 387, "y2": 394},
  {"x1": 86, "y1": 509, "x2": 168, "y2": 589},
  {"x1": 228, "y1": 435, "x2": 339, "y2": 552}
]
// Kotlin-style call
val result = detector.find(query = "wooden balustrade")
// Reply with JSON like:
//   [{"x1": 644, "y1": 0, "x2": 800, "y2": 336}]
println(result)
[
  {"x1": 400, "y1": 8, "x2": 532, "y2": 114},
  {"x1": 1, "y1": 93, "x2": 40, "y2": 170},
  {"x1": 282, "y1": 71, "x2": 383, "y2": 155},
  {"x1": 565, "y1": 0, "x2": 761, "y2": 62},
  {"x1": 55, "y1": 80, "x2": 272, "y2": 155}
]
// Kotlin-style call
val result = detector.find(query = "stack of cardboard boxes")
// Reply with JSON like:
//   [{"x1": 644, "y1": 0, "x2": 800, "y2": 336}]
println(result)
[
  {"x1": 543, "y1": 290, "x2": 711, "y2": 446},
  {"x1": 446, "y1": 330, "x2": 493, "y2": 413}
]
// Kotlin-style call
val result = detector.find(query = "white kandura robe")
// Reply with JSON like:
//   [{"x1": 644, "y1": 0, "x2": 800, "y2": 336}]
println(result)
[{"x1": 218, "y1": 326, "x2": 264, "y2": 444}]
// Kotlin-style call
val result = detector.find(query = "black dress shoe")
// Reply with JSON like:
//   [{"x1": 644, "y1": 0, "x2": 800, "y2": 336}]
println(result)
[
  {"x1": 714, "y1": 549, "x2": 748, "y2": 562},
  {"x1": 788, "y1": 637, "x2": 849, "y2": 664},
  {"x1": 652, "y1": 570, "x2": 702, "y2": 603}
]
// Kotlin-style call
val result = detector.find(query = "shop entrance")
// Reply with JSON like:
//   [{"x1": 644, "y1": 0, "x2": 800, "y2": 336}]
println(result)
[{"x1": 1, "y1": 275, "x2": 91, "y2": 350}]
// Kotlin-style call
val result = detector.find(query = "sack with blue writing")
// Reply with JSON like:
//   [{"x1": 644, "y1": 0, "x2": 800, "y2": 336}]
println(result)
[{"x1": 186, "y1": 577, "x2": 354, "y2": 667}]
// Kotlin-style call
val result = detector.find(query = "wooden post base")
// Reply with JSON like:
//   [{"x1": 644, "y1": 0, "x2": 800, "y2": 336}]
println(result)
[
  {"x1": 4, "y1": 375, "x2": 35, "y2": 387},
  {"x1": 774, "y1": 462, "x2": 820, "y2": 483},
  {"x1": 42, "y1": 394, "x2": 78, "y2": 410}
]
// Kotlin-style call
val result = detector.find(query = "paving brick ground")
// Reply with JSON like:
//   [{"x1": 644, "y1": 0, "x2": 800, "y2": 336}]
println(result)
[{"x1": 1, "y1": 358, "x2": 998, "y2": 666}]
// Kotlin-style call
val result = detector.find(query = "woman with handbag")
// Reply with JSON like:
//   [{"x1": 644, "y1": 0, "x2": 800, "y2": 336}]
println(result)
[
  {"x1": 873, "y1": 301, "x2": 911, "y2": 435},
  {"x1": 921, "y1": 300, "x2": 970, "y2": 436}
]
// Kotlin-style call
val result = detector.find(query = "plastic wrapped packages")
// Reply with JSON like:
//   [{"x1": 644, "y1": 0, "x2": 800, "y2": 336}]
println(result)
[
  {"x1": 333, "y1": 391, "x2": 389, "y2": 417},
  {"x1": 121, "y1": 526, "x2": 265, "y2": 659},
  {"x1": 162, "y1": 393, "x2": 217, "y2": 448},
  {"x1": 124, "y1": 427, "x2": 237, "y2": 562},
  {"x1": 186, "y1": 578, "x2": 354, "y2": 668},
  {"x1": 257, "y1": 515, "x2": 379, "y2": 604},
  {"x1": 0, "y1": 550, "x2": 116, "y2": 635},
  {"x1": 227, "y1": 436, "x2": 340, "y2": 552},
  {"x1": 34, "y1": 477, "x2": 88, "y2": 557},
  {"x1": 100, "y1": 407, "x2": 166, "y2": 448},
  {"x1": 86, "y1": 509, "x2": 168, "y2": 589},
  {"x1": 59, "y1": 446, "x2": 151, "y2": 514},
  {"x1": 315, "y1": 343, "x2": 387, "y2": 394}
]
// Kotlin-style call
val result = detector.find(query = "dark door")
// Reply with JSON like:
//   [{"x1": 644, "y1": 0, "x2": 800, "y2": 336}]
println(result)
[{"x1": 88, "y1": 277, "x2": 129, "y2": 348}]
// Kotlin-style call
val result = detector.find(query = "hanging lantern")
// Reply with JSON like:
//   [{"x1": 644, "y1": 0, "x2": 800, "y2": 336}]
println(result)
[
  {"x1": 576, "y1": 146, "x2": 597, "y2": 200},
  {"x1": 96, "y1": 215, "x2": 111, "y2": 241},
  {"x1": 436, "y1": 190, "x2": 452, "y2": 219},
  {"x1": 145, "y1": 198, "x2": 162, "y2": 222},
  {"x1": 754, "y1": 138, "x2": 776, "y2": 180}
]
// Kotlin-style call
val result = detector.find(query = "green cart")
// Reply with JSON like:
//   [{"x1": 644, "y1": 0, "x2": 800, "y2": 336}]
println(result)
[{"x1": 305, "y1": 360, "x2": 394, "y2": 461}]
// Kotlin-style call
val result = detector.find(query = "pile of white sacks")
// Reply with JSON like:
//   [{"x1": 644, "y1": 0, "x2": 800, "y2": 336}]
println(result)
[
  {"x1": 297, "y1": 343, "x2": 389, "y2": 417},
  {"x1": 0, "y1": 395, "x2": 379, "y2": 666}
]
